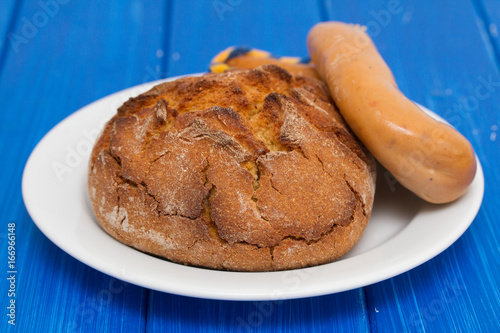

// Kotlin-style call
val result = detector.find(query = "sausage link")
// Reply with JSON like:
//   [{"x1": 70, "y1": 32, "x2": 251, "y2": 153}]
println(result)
[{"x1": 307, "y1": 22, "x2": 476, "y2": 203}]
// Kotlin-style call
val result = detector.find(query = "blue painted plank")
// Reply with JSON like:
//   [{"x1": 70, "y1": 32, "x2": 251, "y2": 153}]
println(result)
[
  {"x1": 16, "y1": 216, "x2": 148, "y2": 333},
  {"x1": 165, "y1": 0, "x2": 324, "y2": 76},
  {"x1": 0, "y1": 0, "x2": 169, "y2": 331},
  {"x1": 324, "y1": 0, "x2": 500, "y2": 332},
  {"x1": 474, "y1": 0, "x2": 500, "y2": 66},
  {"x1": 0, "y1": 1, "x2": 20, "y2": 223},
  {"x1": 0, "y1": 0, "x2": 20, "y2": 67},
  {"x1": 147, "y1": 291, "x2": 369, "y2": 333},
  {"x1": 0, "y1": 0, "x2": 498, "y2": 332}
]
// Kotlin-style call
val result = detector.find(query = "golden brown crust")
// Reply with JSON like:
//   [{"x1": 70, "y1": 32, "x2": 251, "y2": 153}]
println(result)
[{"x1": 88, "y1": 65, "x2": 376, "y2": 271}]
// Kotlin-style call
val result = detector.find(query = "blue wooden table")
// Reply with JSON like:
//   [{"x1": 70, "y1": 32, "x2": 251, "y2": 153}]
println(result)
[{"x1": 1, "y1": 0, "x2": 499, "y2": 332}]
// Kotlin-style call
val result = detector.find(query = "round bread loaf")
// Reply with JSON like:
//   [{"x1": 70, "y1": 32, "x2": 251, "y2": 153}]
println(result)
[{"x1": 88, "y1": 65, "x2": 376, "y2": 271}]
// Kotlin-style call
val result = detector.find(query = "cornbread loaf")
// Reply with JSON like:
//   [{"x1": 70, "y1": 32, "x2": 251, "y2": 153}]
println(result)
[{"x1": 88, "y1": 65, "x2": 376, "y2": 271}]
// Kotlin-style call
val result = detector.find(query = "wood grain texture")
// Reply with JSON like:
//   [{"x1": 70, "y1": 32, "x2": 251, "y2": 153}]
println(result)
[
  {"x1": 0, "y1": 0, "x2": 499, "y2": 332},
  {"x1": 474, "y1": 0, "x2": 500, "y2": 65},
  {"x1": 147, "y1": 291, "x2": 369, "y2": 333}
]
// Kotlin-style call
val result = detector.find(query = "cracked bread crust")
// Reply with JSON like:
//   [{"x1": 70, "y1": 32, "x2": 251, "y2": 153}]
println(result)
[{"x1": 88, "y1": 65, "x2": 376, "y2": 271}]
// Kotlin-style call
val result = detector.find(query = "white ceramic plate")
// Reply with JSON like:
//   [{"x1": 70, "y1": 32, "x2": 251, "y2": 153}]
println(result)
[{"x1": 22, "y1": 76, "x2": 484, "y2": 301}]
